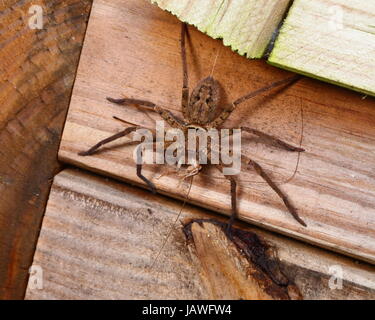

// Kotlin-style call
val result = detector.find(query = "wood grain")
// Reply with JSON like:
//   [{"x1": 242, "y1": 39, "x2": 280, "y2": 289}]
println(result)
[
  {"x1": 149, "y1": 0, "x2": 292, "y2": 58},
  {"x1": 0, "y1": 0, "x2": 92, "y2": 299},
  {"x1": 59, "y1": 0, "x2": 375, "y2": 263},
  {"x1": 25, "y1": 169, "x2": 375, "y2": 300},
  {"x1": 269, "y1": 0, "x2": 375, "y2": 96},
  {"x1": 184, "y1": 220, "x2": 302, "y2": 300}
]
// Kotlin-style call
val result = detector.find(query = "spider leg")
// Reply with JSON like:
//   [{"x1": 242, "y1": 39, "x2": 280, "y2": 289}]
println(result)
[
  {"x1": 136, "y1": 145, "x2": 157, "y2": 194},
  {"x1": 106, "y1": 24, "x2": 190, "y2": 129},
  {"x1": 137, "y1": 138, "x2": 189, "y2": 194},
  {"x1": 79, "y1": 123, "x2": 157, "y2": 194},
  {"x1": 210, "y1": 75, "x2": 301, "y2": 128},
  {"x1": 107, "y1": 97, "x2": 155, "y2": 108},
  {"x1": 78, "y1": 126, "x2": 139, "y2": 156},
  {"x1": 229, "y1": 127, "x2": 304, "y2": 152},
  {"x1": 137, "y1": 163, "x2": 156, "y2": 194},
  {"x1": 180, "y1": 23, "x2": 190, "y2": 120},
  {"x1": 107, "y1": 97, "x2": 186, "y2": 129},
  {"x1": 213, "y1": 164, "x2": 238, "y2": 236},
  {"x1": 246, "y1": 156, "x2": 307, "y2": 227},
  {"x1": 227, "y1": 176, "x2": 237, "y2": 233}
]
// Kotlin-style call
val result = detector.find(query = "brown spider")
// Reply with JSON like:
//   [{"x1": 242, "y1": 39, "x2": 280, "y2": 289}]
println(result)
[{"x1": 79, "y1": 23, "x2": 306, "y2": 228}]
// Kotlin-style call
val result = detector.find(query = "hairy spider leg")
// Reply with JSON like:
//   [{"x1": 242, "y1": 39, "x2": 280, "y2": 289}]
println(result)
[
  {"x1": 215, "y1": 164, "x2": 238, "y2": 235},
  {"x1": 106, "y1": 98, "x2": 186, "y2": 130},
  {"x1": 208, "y1": 139, "x2": 305, "y2": 227},
  {"x1": 227, "y1": 127, "x2": 305, "y2": 152},
  {"x1": 180, "y1": 23, "x2": 190, "y2": 120},
  {"x1": 210, "y1": 75, "x2": 301, "y2": 128},
  {"x1": 135, "y1": 143, "x2": 157, "y2": 194},
  {"x1": 79, "y1": 120, "x2": 159, "y2": 194},
  {"x1": 78, "y1": 126, "x2": 139, "y2": 156},
  {"x1": 244, "y1": 155, "x2": 306, "y2": 227}
]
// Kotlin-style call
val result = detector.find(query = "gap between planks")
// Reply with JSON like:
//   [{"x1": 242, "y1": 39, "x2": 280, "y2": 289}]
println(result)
[{"x1": 25, "y1": 169, "x2": 375, "y2": 300}]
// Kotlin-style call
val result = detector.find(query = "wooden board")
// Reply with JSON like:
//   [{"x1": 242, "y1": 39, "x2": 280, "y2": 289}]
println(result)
[
  {"x1": 149, "y1": 0, "x2": 292, "y2": 58},
  {"x1": 59, "y1": 0, "x2": 375, "y2": 264},
  {"x1": 0, "y1": 0, "x2": 92, "y2": 299},
  {"x1": 269, "y1": 0, "x2": 375, "y2": 97},
  {"x1": 25, "y1": 169, "x2": 375, "y2": 300}
]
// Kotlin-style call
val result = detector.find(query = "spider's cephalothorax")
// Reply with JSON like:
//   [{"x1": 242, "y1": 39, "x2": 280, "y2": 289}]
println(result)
[
  {"x1": 186, "y1": 76, "x2": 220, "y2": 126},
  {"x1": 79, "y1": 23, "x2": 307, "y2": 228}
]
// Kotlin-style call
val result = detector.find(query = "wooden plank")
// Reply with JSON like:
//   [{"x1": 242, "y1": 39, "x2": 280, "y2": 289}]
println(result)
[
  {"x1": 149, "y1": 0, "x2": 292, "y2": 58},
  {"x1": 25, "y1": 169, "x2": 375, "y2": 300},
  {"x1": 59, "y1": 0, "x2": 375, "y2": 263},
  {"x1": 0, "y1": 0, "x2": 92, "y2": 299},
  {"x1": 269, "y1": 0, "x2": 375, "y2": 97}
]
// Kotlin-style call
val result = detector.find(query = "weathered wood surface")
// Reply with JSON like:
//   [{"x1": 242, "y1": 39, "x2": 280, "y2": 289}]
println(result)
[
  {"x1": 149, "y1": 0, "x2": 292, "y2": 58},
  {"x1": 59, "y1": 0, "x2": 375, "y2": 263},
  {"x1": 0, "y1": 0, "x2": 92, "y2": 299},
  {"x1": 269, "y1": 0, "x2": 375, "y2": 97},
  {"x1": 25, "y1": 169, "x2": 375, "y2": 300}
]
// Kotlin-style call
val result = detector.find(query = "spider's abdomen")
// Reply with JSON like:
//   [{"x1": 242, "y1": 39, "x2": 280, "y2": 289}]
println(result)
[{"x1": 187, "y1": 76, "x2": 220, "y2": 125}]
